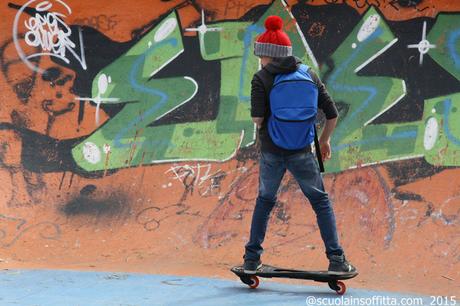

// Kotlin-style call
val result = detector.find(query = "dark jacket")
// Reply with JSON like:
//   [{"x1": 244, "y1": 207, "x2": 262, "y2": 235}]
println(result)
[{"x1": 250, "y1": 56, "x2": 338, "y2": 154}]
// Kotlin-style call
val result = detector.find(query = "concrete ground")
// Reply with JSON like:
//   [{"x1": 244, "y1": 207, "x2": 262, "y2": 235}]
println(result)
[{"x1": 0, "y1": 269, "x2": 434, "y2": 306}]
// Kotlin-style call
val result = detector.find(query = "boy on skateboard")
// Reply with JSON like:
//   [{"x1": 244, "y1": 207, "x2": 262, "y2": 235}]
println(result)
[{"x1": 243, "y1": 15, "x2": 356, "y2": 275}]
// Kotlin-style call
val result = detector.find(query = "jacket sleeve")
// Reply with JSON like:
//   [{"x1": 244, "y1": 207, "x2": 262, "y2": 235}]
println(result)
[
  {"x1": 250, "y1": 74, "x2": 266, "y2": 118},
  {"x1": 309, "y1": 69, "x2": 339, "y2": 120}
]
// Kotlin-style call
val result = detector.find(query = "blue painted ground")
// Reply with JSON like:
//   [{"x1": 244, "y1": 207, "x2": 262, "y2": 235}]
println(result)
[{"x1": 0, "y1": 269, "x2": 431, "y2": 306}]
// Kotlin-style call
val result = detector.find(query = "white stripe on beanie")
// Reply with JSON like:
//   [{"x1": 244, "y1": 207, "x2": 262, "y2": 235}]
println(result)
[{"x1": 254, "y1": 42, "x2": 292, "y2": 57}]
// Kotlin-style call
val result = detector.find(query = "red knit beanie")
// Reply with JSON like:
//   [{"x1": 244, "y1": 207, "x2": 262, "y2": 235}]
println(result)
[{"x1": 254, "y1": 15, "x2": 292, "y2": 57}]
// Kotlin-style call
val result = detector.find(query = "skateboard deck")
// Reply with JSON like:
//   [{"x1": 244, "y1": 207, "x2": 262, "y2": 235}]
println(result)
[{"x1": 231, "y1": 264, "x2": 358, "y2": 294}]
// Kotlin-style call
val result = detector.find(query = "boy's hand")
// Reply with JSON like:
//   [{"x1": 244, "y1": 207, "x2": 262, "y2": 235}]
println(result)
[
  {"x1": 319, "y1": 117, "x2": 337, "y2": 161},
  {"x1": 319, "y1": 140, "x2": 332, "y2": 161}
]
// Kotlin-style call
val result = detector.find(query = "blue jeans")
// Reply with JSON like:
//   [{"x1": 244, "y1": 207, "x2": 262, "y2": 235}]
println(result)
[{"x1": 244, "y1": 150, "x2": 343, "y2": 261}]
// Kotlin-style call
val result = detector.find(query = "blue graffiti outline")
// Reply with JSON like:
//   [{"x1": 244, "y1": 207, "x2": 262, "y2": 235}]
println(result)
[
  {"x1": 443, "y1": 99, "x2": 460, "y2": 146},
  {"x1": 328, "y1": 27, "x2": 383, "y2": 144},
  {"x1": 327, "y1": 25, "x2": 417, "y2": 153},
  {"x1": 113, "y1": 38, "x2": 179, "y2": 149},
  {"x1": 448, "y1": 29, "x2": 460, "y2": 69},
  {"x1": 238, "y1": 24, "x2": 264, "y2": 102},
  {"x1": 328, "y1": 25, "x2": 418, "y2": 152}
]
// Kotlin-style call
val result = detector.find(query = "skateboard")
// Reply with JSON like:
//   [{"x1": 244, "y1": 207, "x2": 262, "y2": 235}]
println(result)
[{"x1": 231, "y1": 264, "x2": 358, "y2": 295}]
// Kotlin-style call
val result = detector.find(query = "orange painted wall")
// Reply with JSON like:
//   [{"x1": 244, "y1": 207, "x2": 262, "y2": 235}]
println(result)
[{"x1": 0, "y1": 0, "x2": 458, "y2": 296}]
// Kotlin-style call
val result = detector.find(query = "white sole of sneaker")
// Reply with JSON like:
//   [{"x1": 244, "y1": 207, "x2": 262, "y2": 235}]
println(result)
[
  {"x1": 328, "y1": 271, "x2": 347, "y2": 275},
  {"x1": 243, "y1": 264, "x2": 262, "y2": 274},
  {"x1": 328, "y1": 269, "x2": 356, "y2": 275}
]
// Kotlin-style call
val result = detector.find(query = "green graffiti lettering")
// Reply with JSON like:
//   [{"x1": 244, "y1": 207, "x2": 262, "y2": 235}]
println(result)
[
  {"x1": 72, "y1": 1, "x2": 317, "y2": 172},
  {"x1": 320, "y1": 8, "x2": 421, "y2": 172}
]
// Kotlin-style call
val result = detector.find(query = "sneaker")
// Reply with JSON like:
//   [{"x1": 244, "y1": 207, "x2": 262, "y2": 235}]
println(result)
[
  {"x1": 328, "y1": 254, "x2": 356, "y2": 274},
  {"x1": 243, "y1": 259, "x2": 262, "y2": 274}
]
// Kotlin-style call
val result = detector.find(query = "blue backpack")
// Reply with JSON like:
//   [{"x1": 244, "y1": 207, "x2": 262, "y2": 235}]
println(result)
[{"x1": 268, "y1": 64, "x2": 319, "y2": 150}]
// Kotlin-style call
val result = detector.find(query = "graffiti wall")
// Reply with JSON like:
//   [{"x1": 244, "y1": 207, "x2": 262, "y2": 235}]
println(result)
[{"x1": 0, "y1": 0, "x2": 458, "y2": 295}]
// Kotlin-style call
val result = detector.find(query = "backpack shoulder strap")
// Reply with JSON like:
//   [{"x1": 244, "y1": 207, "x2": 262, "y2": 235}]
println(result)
[
  {"x1": 298, "y1": 64, "x2": 315, "y2": 82},
  {"x1": 300, "y1": 64, "x2": 309, "y2": 72}
]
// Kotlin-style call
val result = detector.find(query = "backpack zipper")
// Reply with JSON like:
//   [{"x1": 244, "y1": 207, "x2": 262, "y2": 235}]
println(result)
[
  {"x1": 273, "y1": 115, "x2": 315, "y2": 123},
  {"x1": 273, "y1": 79, "x2": 317, "y2": 87}
]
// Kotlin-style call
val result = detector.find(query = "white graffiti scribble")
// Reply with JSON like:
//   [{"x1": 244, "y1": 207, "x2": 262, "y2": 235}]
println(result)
[
  {"x1": 165, "y1": 163, "x2": 225, "y2": 197},
  {"x1": 13, "y1": 0, "x2": 87, "y2": 73},
  {"x1": 165, "y1": 163, "x2": 249, "y2": 197},
  {"x1": 166, "y1": 163, "x2": 216, "y2": 187}
]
